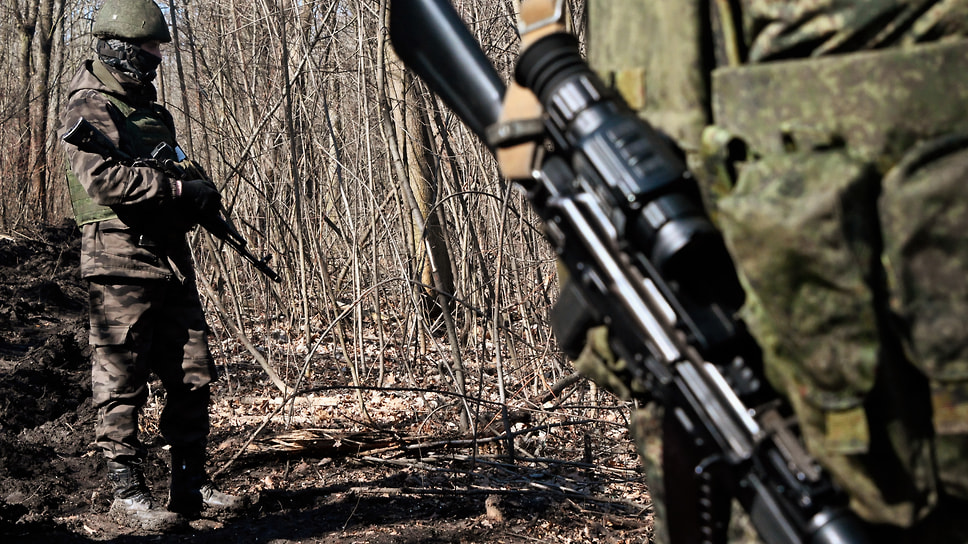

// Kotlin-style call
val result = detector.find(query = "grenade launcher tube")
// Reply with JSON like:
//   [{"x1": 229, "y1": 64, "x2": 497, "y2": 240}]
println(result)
[{"x1": 388, "y1": 0, "x2": 505, "y2": 142}]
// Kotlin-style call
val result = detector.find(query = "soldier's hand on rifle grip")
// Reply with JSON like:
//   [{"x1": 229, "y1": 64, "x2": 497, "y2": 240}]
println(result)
[{"x1": 177, "y1": 178, "x2": 222, "y2": 224}]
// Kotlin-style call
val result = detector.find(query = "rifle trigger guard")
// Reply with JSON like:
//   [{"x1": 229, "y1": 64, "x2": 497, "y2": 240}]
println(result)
[{"x1": 485, "y1": 119, "x2": 546, "y2": 149}]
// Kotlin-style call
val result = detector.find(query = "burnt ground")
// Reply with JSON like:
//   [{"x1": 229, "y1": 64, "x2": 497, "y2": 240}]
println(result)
[{"x1": 0, "y1": 222, "x2": 653, "y2": 544}]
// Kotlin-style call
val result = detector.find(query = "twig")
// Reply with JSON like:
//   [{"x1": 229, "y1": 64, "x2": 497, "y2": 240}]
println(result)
[
  {"x1": 433, "y1": 452, "x2": 642, "y2": 478},
  {"x1": 531, "y1": 371, "x2": 583, "y2": 408},
  {"x1": 197, "y1": 269, "x2": 290, "y2": 395}
]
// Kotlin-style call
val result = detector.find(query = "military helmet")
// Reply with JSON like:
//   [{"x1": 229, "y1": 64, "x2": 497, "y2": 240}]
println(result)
[{"x1": 92, "y1": 0, "x2": 172, "y2": 43}]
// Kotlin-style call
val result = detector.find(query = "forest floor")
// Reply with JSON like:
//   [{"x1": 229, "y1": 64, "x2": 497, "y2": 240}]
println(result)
[{"x1": 0, "y1": 222, "x2": 654, "y2": 544}]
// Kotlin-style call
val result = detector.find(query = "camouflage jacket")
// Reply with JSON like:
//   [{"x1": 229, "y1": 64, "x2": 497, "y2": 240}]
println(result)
[{"x1": 60, "y1": 60, "x2": 193, "y2": 282}]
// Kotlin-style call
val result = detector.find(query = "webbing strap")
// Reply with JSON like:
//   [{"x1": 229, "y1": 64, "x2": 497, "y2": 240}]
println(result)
[
  {"x1": 493, "y1": 0, "x2": 568, "y2": 180},
  {"x1": 713, "y1": 39, "x2": 968, "y2": 158}
]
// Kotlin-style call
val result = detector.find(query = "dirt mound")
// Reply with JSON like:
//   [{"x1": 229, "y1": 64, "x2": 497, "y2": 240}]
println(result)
[
  {"x1": 0, "y1": 221, "x2": 99, "y2": 539},
  {"x1": 0, "y1": 222, "x2": 90, "y2": 433}
]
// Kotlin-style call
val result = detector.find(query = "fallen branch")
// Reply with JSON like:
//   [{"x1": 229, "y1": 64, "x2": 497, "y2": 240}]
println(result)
[
  {"x1": 532, "y1": 371, "x2": 583, "y2": 409},
  {"x1": 344, "y1": 481, "x2": 650, "y2": 513}
]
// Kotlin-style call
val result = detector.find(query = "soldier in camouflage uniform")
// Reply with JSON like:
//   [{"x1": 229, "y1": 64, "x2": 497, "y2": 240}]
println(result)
[
  {"x1": 59, "y1": 0, "x2": 243, "y2": 531},
  {"x1": 578, "y1": 0, "x2": 968, "y2": 542}
]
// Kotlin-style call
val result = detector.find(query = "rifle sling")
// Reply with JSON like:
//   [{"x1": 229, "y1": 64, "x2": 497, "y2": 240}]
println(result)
[{"x1": 493, "y1": 0, "x2": 569, "y2": 180}]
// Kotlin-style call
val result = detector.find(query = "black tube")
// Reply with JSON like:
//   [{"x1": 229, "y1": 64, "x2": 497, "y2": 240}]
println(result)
[{"x1": 388, "y1": 0, "x2": 505, "y2": 142}]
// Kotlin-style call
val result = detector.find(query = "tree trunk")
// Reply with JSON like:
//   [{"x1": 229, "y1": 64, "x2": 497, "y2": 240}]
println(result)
[
  {"x1": 378, "y1": 0, "x2": 469, "y2": 431},
  {"x1": 29, "y1": 0, "x2": 58, "y2": 223},
  {"x1": 385, "y1": 48, "x2": 456, "y2": 318},
  {"x1": 14, "y1": 0, "x2": 39, "y2": 226}
]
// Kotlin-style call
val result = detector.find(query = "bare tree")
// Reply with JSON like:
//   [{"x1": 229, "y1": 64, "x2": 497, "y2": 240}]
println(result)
[
  {"x1": 3, "y1": 0, "x2": 583, "y2": 452},
  {"x1": 12, "y1": 0, "x2": 39, "y2": 226}
]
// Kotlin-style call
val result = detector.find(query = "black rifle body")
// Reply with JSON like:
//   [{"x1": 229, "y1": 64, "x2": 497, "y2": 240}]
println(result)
[
  {"x1": 62, "y1": 118, "x2": 282, "y2": 283},
  {"x1": 389, "y1": 1, "x2": 872, "y2": 543}
]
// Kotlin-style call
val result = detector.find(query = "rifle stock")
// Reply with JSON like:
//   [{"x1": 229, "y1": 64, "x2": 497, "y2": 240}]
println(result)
[
  {"x1": 61, "y1": 118, "x2": 282, "y2": 283},
  {"x1": 389, "y1": 1, "x2": 872, "y2": 543},
  {"x1": 62, "y1": 118, "x2": 134, "y2": 161}
]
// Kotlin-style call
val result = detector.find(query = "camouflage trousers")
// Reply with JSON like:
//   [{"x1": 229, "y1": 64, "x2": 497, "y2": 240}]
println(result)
[{"x1": 89, "y1": 277, "x2": 215, "y2": 461}]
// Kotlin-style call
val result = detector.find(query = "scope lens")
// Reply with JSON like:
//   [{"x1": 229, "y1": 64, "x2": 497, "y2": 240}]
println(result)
[{"x1": 517, "y1": 31, "x2": 745, "y2": 309}]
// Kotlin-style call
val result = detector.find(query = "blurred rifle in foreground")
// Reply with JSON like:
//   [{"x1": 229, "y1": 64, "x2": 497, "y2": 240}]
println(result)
[
  {"x1": 388, "y1": 1, "x2": 871, "y2": 542},
  {"x1": 62, "y1": 118, "x2": 282, "y2": 283}
]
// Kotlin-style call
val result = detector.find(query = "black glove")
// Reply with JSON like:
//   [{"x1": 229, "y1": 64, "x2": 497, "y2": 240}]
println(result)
[{"x1": 178, "y1": 178, "x2": 222, "y2": 222}]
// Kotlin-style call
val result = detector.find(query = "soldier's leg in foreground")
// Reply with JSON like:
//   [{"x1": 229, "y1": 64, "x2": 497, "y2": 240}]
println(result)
[
  {"x1": 154, "y1": 279, "x2": 245, "y2": 516},
  {"x1": 90, "y1": 280, "x2": 186, "y2": 531}
]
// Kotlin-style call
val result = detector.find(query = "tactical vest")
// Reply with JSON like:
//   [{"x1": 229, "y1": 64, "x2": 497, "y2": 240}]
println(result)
[
  {"x1": 706, "y1": 41, "x2": 968, "y2": 525},
  {"x1": 588, "y1": 0, "x2": 968, "y2": 532},
  {"x1": 67, "y1": 90, "x2": 176, "y2": 226}
]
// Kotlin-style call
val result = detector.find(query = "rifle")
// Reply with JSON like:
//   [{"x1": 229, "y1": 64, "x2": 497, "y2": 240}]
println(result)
[
  {"x1": 62, "y1": 118, "x2": 282, "y2": 283},
  {"x1": 389, "y1": 1, "x2": 872, "y2": 543}
]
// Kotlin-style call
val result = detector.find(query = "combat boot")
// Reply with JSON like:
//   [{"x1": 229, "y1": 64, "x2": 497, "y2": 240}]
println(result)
[
  {"x1": 106, "y1": 459, "x2": 187, "y2": 532},
  {"x1": 168, "y1": 448, "x2": 247, "y2": 517}
]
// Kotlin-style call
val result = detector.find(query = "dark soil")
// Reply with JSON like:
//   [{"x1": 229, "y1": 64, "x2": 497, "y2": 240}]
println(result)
[{"x1": 0, "y1": 222, "x2": 652, "y2": 543}]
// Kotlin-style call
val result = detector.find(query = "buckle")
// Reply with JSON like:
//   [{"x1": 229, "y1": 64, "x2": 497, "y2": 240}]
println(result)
[{"x1": 517, "y1": 0, "x2": 566, "y2": 36}]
